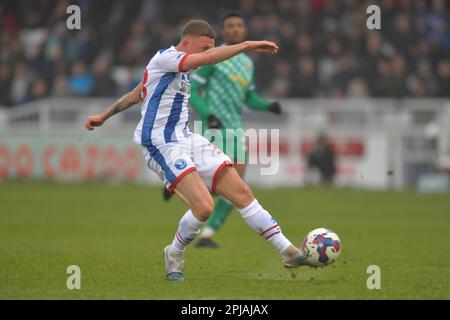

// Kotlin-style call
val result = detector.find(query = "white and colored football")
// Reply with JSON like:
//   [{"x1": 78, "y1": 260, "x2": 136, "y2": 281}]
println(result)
[{"x1": 302, "y1": 228, "x2": 341, "y2": 267}]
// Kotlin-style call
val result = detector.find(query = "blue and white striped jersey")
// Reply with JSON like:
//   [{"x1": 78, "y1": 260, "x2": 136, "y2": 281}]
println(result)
[{"x1": 133, "y1": 46, "x2": 192, "y2": 146}]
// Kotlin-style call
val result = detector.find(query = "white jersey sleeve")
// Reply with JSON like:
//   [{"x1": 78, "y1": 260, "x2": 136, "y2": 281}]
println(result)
[{"x1": 157, "y1": 49, "x2": 190, "y2": 73}]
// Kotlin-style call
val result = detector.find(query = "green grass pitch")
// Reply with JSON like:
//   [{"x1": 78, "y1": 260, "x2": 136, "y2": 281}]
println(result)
[{"x1": 1, "y1": 181, "x2": 449, "y2": 299}]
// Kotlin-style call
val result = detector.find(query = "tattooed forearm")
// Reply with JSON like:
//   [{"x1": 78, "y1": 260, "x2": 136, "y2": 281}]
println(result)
[
  {"x1": 107, "y1": 94, "x2": 133, "y2": 117},
  {"x1": 102, "y1": 85, "x2": 142, "y2": 120},
  {"x1": 85, "y1": 83, "x2": 142, "y2": 130}
]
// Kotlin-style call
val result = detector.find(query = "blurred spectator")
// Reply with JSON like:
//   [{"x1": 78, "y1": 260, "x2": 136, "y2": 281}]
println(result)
[
  {"x1": 372, "y1": 58, "x2": 391, "y2": 97},
  {"x1": 436, "y1": 59, "x2": 450, "y2": 97},
  {"x1": 0, "y1": 4, "x2": 19, "y2": 37},
  {"x1": 308, "y1": 134, "x2": 336, "y2": 185},
  {"x1": 51, "y1": 71, "x2": 70, "y2": 97},
  {"x1": 318, "y1": 36, "x2": 345, "y2": 94},
  {"x1": 344, "y1": 18, "x2": 365, "y2": 55},
  {"x1": 390, "y1": 14, "x2": 416, "y2": 57},
  {"x1": 267, "y1": 61, "x2": 291, "y2": 98},
  {"x1": 29, "y1": 41, "x2": 52, "y2": 77},
  {"x1": 290, "y1": 57, "x2": 319, "y2": 97},
  {"x1": 330, "y1": 56, "x2": 356, "y2": 98},
  {"x1": 68, "y1": 60, "x2": 94, "y2": 96},
  {"x1": 415, "y1": 60, "x2": 439, "y2": 96},
  {"x1": 278, "y1": 22, "x2": 297, "y2": 60},
  {"x1": 362, "y1": 32, "x2": 385, "y2": 80},
  {"x1": 347, "y1": 78, "x2": 370, "y2": 98},
  {"x1": 411, "y1": 79, "x2": 428, "y2": 97},
  {"x1": 119, "y1": 20, "x2": 150, "y2": 65},
  {"x1": 44, "y1": 23, "x2": 66, "y2": 62},
  {"x1": 0, "y1": 63, "x2": 13, "y2": 106},
  {"x1": 386, "y1": 54, "x2": 410, "y2": 97},
  {"x1": 295, "y1": 33, "x2": 315, "y2": 56},
  {"x1": 426, "y1": 0, "x2": 450, "y2": 52},
  {"x1": 11, "y1": 63, "x2": 32, "y2": 105},
  {"x1": 28, "y1": 77, "x2": 49, "y2": 101},
  {"x1": 91, "y1": 57, "x2": 118, "y2": 97}
]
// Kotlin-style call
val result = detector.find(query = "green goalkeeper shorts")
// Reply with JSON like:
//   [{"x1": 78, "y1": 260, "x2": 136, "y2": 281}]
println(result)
[{"x1": 205, "y1": 127, "x2": 248, "y2": 164}]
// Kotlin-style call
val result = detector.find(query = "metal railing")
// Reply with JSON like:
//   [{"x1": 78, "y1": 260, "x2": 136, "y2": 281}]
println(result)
[{"x1": 1, "y1": 97, "x2": 449, "y2": 188}]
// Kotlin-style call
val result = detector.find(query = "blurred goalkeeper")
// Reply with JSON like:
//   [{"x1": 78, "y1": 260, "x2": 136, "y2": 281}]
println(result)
[{"x1": 164, "y1": 12, "x2": 282, "y2": 248}]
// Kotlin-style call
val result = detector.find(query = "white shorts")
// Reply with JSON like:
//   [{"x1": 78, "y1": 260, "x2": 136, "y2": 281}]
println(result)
[{"x1": 142, "y1": 133, "x2": 232, "y2": 193}]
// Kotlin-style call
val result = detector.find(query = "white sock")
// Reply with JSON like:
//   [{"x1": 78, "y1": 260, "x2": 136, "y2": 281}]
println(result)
[
  {"x1": 171, "y1": 210, "x2": 204, "y2": 254},
  {"x1": 237, "y1": 199, "x2": 292, "y2": 253}
]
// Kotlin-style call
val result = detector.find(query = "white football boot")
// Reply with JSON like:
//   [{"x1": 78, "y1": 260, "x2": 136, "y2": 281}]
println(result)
[
  {"x1": 163, "y1": 245, "x2": 185, "y2": 281},
  {"x1": 282, "y1": 246, "x2": 314, "y2": 268}
]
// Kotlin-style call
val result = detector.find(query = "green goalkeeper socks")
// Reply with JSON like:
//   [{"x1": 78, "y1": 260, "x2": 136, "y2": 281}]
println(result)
[{"x1": 206, "y1": 197, "x2": 234, "y2": 232}]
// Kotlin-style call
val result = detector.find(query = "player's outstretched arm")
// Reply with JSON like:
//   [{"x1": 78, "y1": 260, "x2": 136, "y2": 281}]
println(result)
[
  {"x1": 181, "y1": 40, "x2": 278, "y2": 72},
  {"x1": 85, "y1": 83, "x2": 143, "y2": 131}
]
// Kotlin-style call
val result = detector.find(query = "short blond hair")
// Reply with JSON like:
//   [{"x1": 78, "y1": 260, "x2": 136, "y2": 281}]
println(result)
[{"x1": 182, "y1": 19, "x2": 216, "y2": 39}]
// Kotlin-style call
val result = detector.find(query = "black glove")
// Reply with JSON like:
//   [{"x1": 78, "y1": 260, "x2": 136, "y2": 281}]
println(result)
[
  {"x1": 207, "y1": 115, "x2": 223, "y2": 129},
  {"x1": 268, "y1": 102, "x2": 282, "y2": 115}
]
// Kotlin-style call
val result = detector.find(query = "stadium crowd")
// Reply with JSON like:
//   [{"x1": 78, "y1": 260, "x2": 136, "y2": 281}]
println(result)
[{"x1": 0, "y1": 0, "x2": 449, "y2": 107}]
